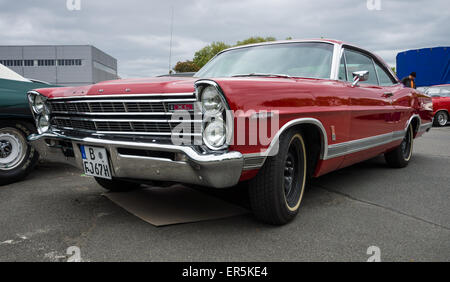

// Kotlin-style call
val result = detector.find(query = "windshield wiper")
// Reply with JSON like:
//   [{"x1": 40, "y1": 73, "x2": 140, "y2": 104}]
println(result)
[{"x1": 231, "y1": 73, "x2": 293, "y2": 79}]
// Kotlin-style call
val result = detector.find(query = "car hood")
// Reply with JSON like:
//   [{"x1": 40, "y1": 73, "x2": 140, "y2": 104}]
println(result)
[
  {"x1": 34, "y1": 77, "x2": 198, "y2": 99},
  {"x1": 34, "y1": 76, "x2": 334, "y2": 113}
]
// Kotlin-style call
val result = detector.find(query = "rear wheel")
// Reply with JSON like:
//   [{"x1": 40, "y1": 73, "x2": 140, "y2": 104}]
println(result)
[
  {"x1": 384, "y1": 124, "x2": 413, "y2": 168},
  {"x1": 249, "y1": 130, "x2": 307, "y2": 225},
  {"x1": 0, "y1": 121, "x2": 39, "y2": 185},
  {"x1": 433, "y1": 111, "x2": 448, "y2": 127},
  {"x1": 94, "y1": 177, "x2": 141, "y2": 192}
]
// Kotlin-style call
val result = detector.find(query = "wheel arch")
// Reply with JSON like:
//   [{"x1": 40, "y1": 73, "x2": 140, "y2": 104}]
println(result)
[
  {"x1": 434, "y1": 109, "x2": 449, "y2": 117},
  {"x1": 242, "y1": 118, "x2": 329, "y2": 175},
  {"x1": 408, "y1": 115, "x2": 421, "y2": 138},
  {"x1": 266, "y1": 118, "x2": 328, "y2": 159}
]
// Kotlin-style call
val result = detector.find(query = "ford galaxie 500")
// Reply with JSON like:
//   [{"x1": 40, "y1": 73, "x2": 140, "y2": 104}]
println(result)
[{"x1": 27, "y1": 39, "x2": 433, "y2": 224}]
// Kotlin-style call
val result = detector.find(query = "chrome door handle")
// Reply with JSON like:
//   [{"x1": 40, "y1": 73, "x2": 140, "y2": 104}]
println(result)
[{"x1": 382, "y1": 92, "x2": 393, "y2": 98}]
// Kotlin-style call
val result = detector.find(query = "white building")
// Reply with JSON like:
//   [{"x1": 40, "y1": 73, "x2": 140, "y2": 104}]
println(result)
[{"x1": 0, "y1": 45, "x2": 118, "y2": 86}]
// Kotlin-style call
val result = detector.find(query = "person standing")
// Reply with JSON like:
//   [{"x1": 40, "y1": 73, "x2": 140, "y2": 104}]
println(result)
[{"x1": 401, "y1": 72, "x2": 417, "y2": 89}]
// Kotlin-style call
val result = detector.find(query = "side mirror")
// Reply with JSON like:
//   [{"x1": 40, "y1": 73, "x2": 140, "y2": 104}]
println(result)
[{"x1": 352, "y1": 70, "x2": 369, "y2": 87}]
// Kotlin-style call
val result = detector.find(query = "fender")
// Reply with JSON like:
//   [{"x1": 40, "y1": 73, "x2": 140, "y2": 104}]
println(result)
[{"x1": 243, "y1": 117, "x2": 328, "y2": 170}]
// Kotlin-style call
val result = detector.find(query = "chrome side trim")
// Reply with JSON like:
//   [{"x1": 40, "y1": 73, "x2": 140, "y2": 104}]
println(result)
[
  {"x1": 326, "y1": 131, "x2": 403, "y2": 159},
  {"x1": 243, "y1": 115, "x2": 425, "y2": 169},
  {"x1": 326, "y1": 114, "x2": 422, "y2": 159},
  {"x1": 243, "y1": 156, "x2": 266, "y2": 170}
]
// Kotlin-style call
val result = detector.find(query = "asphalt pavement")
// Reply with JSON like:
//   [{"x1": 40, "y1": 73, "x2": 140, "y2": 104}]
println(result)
[{"x1": 0, "y1": 127, "x2": 449, "y2": 261}]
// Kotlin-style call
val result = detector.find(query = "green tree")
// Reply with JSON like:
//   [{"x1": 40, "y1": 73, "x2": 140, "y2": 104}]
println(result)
[
  {"x1": 235, "y1": 36, "x2": 276, "y2": 46},
  {"x1": 193, "y1": 41, "x2": 231, "y2": 69},
  {"x1": 191, "y1": 37, "x2": 278, "y2": 69},
  {"x1": 173, "y1": 60, "x2": 200, "y2": 73},
  {"x1": 391, "y1": 67, "x2": 396, "y2": 75}
]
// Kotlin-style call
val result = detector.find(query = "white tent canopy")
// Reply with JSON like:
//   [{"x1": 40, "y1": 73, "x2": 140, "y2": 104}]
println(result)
[{"x1": 0, "y1": 63, "x2": 31, "y2": 82}]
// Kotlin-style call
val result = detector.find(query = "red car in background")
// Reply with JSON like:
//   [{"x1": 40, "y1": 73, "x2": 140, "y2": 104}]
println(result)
[
  {"x1": 425, "y1": 84, "x2": 450, "y2": 126},
  {"x1": 26, "y1": 39, "x2": 433, "y2": 225}
]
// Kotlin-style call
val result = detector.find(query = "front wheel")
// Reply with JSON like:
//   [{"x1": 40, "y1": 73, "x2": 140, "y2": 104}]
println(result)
[
  {"x1": 384, "y1": 124, "x2": 414, "y2": 168},
  {"x1": 94, "y1": 177, "x2": 142, "y2": 192},
  {"x1": 433, "y1": 111, "x2": 448, "y2": 127},
  {"x1": 249, "y1": 130, "x2": 307, "y2": 225},
  {"x1": 0, "y1": 121, "x2": 39, "y2": 185}
]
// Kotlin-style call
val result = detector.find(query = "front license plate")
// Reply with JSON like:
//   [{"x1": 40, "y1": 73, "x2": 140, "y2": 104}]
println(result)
[{"x1": 80, "y1": 145, "x2": 112, "y2": 179}]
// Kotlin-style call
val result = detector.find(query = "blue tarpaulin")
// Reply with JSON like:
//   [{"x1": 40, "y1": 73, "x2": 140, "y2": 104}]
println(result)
[{"x1": 396, "y1": 47, "x2": 450, "y2": 87}]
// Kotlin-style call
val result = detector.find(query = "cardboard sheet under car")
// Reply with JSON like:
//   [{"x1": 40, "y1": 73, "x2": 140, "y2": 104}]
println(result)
[{"x1": 104, "y1": 185, "x2": 248, "y2": 226}]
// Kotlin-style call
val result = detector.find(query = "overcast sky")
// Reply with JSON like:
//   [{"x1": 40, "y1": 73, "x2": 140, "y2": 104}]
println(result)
[{"x1": 0, "y1": 0, "x2": 448, "y2": 78}]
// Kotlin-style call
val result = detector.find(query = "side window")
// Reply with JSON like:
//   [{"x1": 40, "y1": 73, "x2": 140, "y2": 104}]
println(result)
[
  {"x1": 338, "y1": 53, "x2": 347, "y2": 81},
  {"x1": 427, "y1": 88, "x2": 441, "y2": 97},
  {"x1": 375, "y1": 63, "x2": 395, "y2": 86},
  {"x1": 344, "y1": 49, "x2": 378, "y2": 85},
  {"x1": 440, "y1": 87, "x2": 450, "y2": 97}
]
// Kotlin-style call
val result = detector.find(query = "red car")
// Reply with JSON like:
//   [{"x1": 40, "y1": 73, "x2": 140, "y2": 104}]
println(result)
[
  {"x1": 27, "y1": 39, "x2": 433, "y2": 225},
  {"x1": 425, "y1": 84, "x2": 450, "y2": 126}
]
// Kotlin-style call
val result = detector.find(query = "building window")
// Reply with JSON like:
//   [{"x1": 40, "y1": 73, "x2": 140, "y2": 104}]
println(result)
[
  {"x1": 37, "y1": 59, "x2": 55, "y2": 66},
  {"x1": 1, "y1": 59, "x2": 82, "y2": 67},
  {"x1": 0, "y1": 60, "x2": 23, "y2": 66},
  {"x1": 57, "y1": 59, "x2": 82, "y2": 66},
  {"x1": 24, "y1": 60, "x2": 34, "y2": 66}
]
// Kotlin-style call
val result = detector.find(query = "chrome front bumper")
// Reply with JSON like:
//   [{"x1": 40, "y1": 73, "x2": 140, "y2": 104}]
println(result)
[{"x1": 28, "y1": 132, "x2": 244, "y2": 188}]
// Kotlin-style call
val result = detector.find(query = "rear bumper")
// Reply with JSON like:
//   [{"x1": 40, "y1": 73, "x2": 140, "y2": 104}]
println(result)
[{"x1": 28, "y1": 132, "x2": 244, "y2": 188}]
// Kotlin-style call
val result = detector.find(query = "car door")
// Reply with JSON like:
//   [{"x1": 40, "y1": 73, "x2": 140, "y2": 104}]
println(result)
[
  {"x1": 433, "y1": 86, "x2": 450, "y2": 113},
  {"x1": 373, "y1": 60, "x2": 411, "y2": 136},
  {"x1": 338, "y1": 48, "x2": 395, "y2": 166}
]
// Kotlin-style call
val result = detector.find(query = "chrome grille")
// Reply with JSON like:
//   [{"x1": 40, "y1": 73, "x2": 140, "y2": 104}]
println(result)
[
  {"x1": 48, "y1": 93, "x2": 201, "y2": 137},
  {"x1": 50, "y1": 101, "x2": 168, "y2": 113}
]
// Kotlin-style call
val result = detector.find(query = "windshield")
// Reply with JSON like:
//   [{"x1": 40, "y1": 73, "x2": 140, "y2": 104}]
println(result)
[{"x1": 195, "y1": 42, "x2": 334, "y2": 79}]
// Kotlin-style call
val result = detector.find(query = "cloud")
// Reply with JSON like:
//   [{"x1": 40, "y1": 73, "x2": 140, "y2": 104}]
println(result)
[{"x1": 0, "y1": 0, "x2": 448, "y2": 77}]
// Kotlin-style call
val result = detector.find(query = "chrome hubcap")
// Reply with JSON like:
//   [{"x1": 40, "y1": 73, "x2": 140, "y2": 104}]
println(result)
[
  {"x1": 438, "y1": 113, "x2": 448, "y2": 126},
  {"x1": 0, "y1": 140, "x2": 12, "y2": 158},
  {"x1": 0, "y1": 129, "x2": 26, "y2": 171}
]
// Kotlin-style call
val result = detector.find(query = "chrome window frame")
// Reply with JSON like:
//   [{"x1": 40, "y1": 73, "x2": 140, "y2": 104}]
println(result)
[{"x1": 334, "y1": 44, "x2": 399, "y2": 85}]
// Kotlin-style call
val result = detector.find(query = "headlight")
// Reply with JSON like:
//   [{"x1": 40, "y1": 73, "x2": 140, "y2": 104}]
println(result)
[
  {"x1": 197, "y1": 81, "x2": 232, "y2": 150},
  {"x1": 28, "y1": 91, "x2": 51, "y2": 134},
  {"x1": 37, "y1": 114, "x2": 50, "y2": 134},
  {"x1": 203, "y1": 119, "x2": 226, "y2": 149},
  {"x1": 201, "y1": 86, "x2": 225, "y2": 116},
  {"x1": 32, "y1": 94, "x2": 46, "y2": 114}
]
